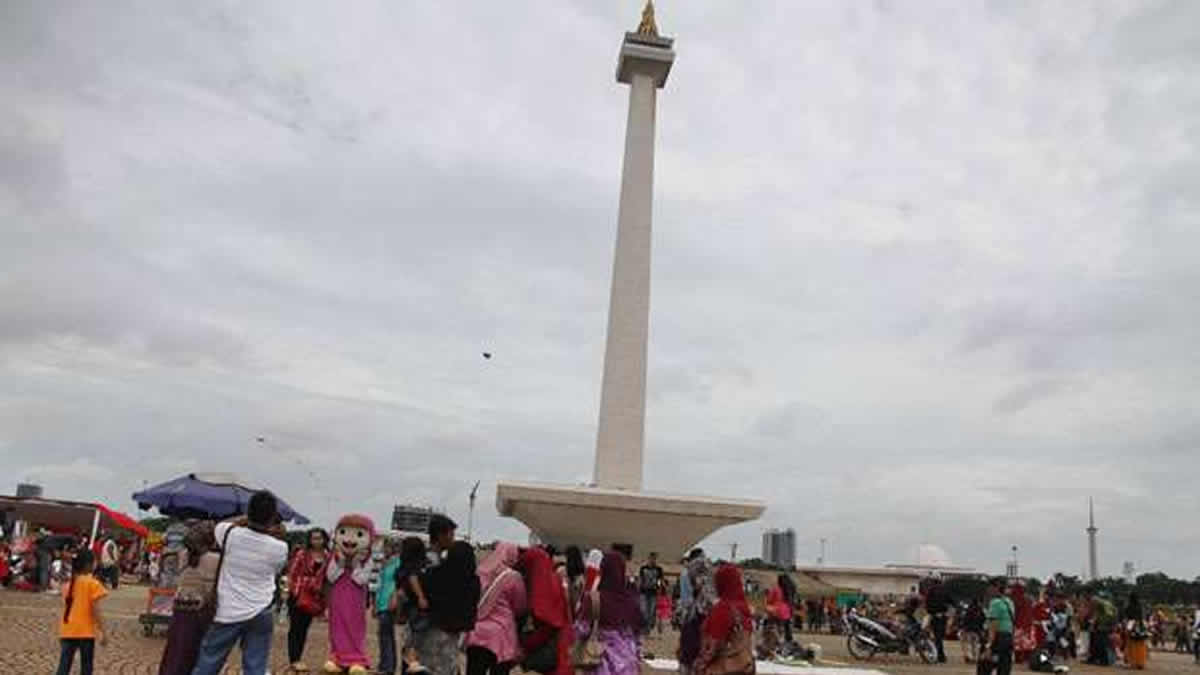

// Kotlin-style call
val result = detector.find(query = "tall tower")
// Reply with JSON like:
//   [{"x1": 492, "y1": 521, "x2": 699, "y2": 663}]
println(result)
[
  {"x1": 1087, "y1": 497, "x2": 1099, "y2": 581},
  {"x1": 593, "y1": 0, "x2": 675, "y2": 490},
  {"x1": 495, "y1": 2, "x2": 764, "y2": 558}
]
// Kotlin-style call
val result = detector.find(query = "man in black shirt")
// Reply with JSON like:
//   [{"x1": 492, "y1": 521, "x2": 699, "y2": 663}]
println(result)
[
  {"x1": 637, "y1": 552, "x2": 664, "y2": 633},
  {"x1": 925, "y1": 576, "x2": 953, "y2": 663}
]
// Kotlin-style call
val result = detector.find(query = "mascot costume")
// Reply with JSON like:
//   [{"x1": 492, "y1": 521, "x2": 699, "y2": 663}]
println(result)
[{"x1": 324, "y1": 514, "x2": 375, "y2": 674}]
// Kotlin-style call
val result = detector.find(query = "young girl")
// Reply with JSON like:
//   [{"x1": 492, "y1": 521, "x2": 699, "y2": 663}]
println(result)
[
  {"x1": 56, "y1": 550, "x2": 107, "y2": 675},
  {"x1": 656, "y1": 586, "x2": 673, "y2": 636}
]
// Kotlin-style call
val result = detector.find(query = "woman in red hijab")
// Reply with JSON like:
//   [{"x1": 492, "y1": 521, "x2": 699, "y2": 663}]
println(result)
[
  {"x1": 519, "y1": 547, "x2": 572, "y2": 675},
  {"x1": 1009, "y1": 583, "x2": 1036, "y2": 663},
  {"x1": 694, "y1": 564, "x2": 755, "y2": 675}
]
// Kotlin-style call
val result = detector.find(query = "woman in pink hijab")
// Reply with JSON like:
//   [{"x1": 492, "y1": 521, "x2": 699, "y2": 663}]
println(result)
[{"x1": 465, "y1": 542, "x2": 528, "y2": 675}]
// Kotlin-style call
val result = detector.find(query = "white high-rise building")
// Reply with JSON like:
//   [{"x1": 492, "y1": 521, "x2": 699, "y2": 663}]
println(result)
[{"x1": 762, "y1": 528, "x2": 797, "y2": 569}]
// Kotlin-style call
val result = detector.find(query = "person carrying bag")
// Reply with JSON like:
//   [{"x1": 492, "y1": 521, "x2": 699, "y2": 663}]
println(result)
[
  {"x1": 572, "y1": 590, "x2": 606, "y2": 670},
  {"x1": 695, "y1": 564, "x2": 755, "y2": 675}
]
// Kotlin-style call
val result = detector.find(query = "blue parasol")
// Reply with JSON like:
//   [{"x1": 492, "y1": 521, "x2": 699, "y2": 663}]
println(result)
[{"x1": 132, "y1": 473, "x2": 310, "y2": 524}]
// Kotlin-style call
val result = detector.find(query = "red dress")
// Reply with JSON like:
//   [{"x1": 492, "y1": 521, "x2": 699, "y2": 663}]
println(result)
[{"x1": 1009, "y1": 587, "x2": 1036, "y2": 659}]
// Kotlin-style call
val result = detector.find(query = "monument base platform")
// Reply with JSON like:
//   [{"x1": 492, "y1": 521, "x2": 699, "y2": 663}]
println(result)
[{"x1": 496, "y1": 480, "x2": 765, "y2": 559}]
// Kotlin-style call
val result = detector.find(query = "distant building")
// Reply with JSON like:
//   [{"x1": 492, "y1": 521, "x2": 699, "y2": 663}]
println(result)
[
  {"x1": 15, "y1": 483, "x2": 42, "y2": 498},
  {"x1": 762, "y1": 528, "x2": 797, "y2": 569},
  {"x1": 391, "y1": 504, "x2": 437, "y2": 535},
  {"x1": 1123, "y1": 561, "x2": 1135, "y2": 584},
  {"x1": 795, "y1": 544, "x2": 983, "y2": 597}
]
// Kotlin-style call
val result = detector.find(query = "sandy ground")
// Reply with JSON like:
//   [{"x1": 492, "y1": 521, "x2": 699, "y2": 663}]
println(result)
[{"x1": 1, "y1": 584, "x2": 1191, "y2": 674}]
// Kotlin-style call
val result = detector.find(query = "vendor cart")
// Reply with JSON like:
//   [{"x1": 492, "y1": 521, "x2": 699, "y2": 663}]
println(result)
[{"x1": 139, "y1": 587, "x2": 175, "y2": 636}]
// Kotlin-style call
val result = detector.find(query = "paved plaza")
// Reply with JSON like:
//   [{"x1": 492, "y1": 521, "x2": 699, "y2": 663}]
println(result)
[{"x1": 3, "y1": 585, "x2": 1196, "y2": 674}]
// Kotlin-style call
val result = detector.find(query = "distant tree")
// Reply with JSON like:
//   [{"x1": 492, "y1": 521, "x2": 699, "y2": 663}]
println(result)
[
  {"x1": 943, "y1": 576, "x2": 989, "y2": 603},
  {"x1": 1025, "y1": 577, "x2": 1043, "y2": 597},
  {"x1": 137, "y1": 517, "x2": 173, "y2": 533},
  {"x1": 1051, "y1": 573, "x2": 1083, "y2": 596}
]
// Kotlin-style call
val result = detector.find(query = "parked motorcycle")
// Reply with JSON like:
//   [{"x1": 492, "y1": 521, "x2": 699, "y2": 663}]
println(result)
[{"x1": 846, "y1": 613, "x2": 938, "y2": 663}]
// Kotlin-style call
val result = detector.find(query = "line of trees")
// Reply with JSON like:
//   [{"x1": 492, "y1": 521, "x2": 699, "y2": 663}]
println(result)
[{"x1": 943, "y1": 571, "x2": 1200, "y2": 608}]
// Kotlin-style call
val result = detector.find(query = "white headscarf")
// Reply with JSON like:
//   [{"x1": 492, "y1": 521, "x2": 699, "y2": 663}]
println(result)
[{"x1": 586, "y1": 549, "x2": 603, "y2": 570}]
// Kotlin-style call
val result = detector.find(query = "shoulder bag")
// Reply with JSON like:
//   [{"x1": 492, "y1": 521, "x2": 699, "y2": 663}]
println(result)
[
  {"x1": 572, "y1": 590, "x2": 606, "y2": 669},
  {"x1": 208, "y1": 524, "x2": 237, "y2": 613},
  {"x1": 520, "y1": 615, "x2": 560, "y2": 674},
  {"x1": 706, "y1": 609, "x2": 755, "y2": 675}
]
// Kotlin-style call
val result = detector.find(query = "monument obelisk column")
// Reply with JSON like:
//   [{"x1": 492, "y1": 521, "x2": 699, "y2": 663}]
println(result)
[
  {"x1": 594, "y1": 2, "x2": 675, "y2": 491},
  {"x1": 496, "y1": 3, "x2": 763, "y2": 558}
]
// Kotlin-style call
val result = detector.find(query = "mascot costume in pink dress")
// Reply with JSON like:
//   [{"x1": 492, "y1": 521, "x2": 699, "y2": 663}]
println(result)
[{"x1": 324, "y1": 514, "x2": 375, "y2": 674}]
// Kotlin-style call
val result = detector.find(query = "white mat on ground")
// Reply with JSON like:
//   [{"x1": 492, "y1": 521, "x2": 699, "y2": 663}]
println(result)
[{"x1": 643, "y1": 658, "x2": 885, "y2": 675}]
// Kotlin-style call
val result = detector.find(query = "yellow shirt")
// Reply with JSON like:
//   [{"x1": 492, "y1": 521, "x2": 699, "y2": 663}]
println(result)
[{"x1": 60, "y1": 574, "x2": 107, "y2": 639}]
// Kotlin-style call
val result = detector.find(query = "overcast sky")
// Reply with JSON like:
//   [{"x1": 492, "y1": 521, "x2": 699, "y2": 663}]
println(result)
[{"x1": 3, "y1": 1, "x2": 1198, "y2": 579}]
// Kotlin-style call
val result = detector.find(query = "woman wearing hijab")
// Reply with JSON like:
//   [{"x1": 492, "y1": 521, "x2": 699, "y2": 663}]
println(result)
[
  {"x1": 577, "y1": 551, "x2": 644, "y2": 675},
  {"x1": 1009, "y1": 584, "x2": 1035, "y2": 663},
  {"x1": 157, "y1": 522, "x2": 218, "y2": 675},
  {"x1": 416, "y1": 541, "x2": 481, "y2": 675},
  {"x1": 565, "y1": 547, "x2": 587, "y2": 622},
  {"x1": 519, "y1": 547, "x2": 573, "y2": 675},
  {"x1": 762, "y1": 575, "x2": 794, "y2": 656},
  {"x1": 465, "y1": 543, "x2": 527, "y2": 675},
  {"x1": 676, "y1": 551, "x2": 717, "y2": 675},
  {"x1": 694, "y1": 565, "x2": 754, "y2": 675},
  {"x1": 584, "y1": 550, "x2": 603, "y2": 592}
]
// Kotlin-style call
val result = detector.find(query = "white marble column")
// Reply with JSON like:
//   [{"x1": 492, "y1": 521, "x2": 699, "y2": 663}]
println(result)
[{"x1": 594, "y1": 34, "x2": 675, "y2": 491}]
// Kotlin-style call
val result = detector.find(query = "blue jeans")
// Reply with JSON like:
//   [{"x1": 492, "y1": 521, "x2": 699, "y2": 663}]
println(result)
[
  {"x1": 378, "y1": 610, "x2": 397, "y2": 675},
  {"x1": 191, "y1": 607, "x2": 274, "y2": 675}
]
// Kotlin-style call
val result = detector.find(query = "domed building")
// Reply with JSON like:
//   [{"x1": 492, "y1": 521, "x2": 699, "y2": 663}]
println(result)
[{"x1": 794, "y1": 543, "x2": 982, "y2": 598}]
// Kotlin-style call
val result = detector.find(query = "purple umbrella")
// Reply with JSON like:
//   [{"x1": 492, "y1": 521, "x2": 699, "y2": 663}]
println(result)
[{"x1": 132, "y1": 473, "x2": 310, "y2": 524}]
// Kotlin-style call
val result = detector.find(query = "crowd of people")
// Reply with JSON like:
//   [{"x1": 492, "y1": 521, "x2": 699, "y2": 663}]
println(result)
[
  {"x1": 39, "y1": 495, "x2": 1200, "y2": 675},
  {"x1": 45, "y1": 490, "x2": 756, "y2": 675},
  {"x1": 0, "y1": 529, "x2": 131, "y2": 594}
]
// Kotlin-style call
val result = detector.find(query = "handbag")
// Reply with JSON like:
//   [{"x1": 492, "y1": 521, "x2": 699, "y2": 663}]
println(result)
[
  {"x1": 520, "y1": 615, "x2": 559, "y2": 674},
  {"x1": 706, "y1": 610, "x2": 755, "y2": 675},
  {"x1": 572, "y1": 591, "x2": 606, "y2": 669}
]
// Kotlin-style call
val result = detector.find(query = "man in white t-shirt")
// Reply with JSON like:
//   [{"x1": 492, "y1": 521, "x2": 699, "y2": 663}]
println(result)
[
  {"x1": 192, "y1": 491, "x2": 289, "y2": 675},
  {"x1": 99, "y1": 534, "x2": 120, "y2": 588}
]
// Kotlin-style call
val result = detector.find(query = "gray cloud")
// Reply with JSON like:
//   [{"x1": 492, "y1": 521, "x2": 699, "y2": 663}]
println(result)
[{"x1": 2, "y1": 0, "x2": 1199, "y2": 578}]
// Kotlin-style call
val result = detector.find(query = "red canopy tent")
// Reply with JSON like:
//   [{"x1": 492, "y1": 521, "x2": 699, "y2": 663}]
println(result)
[{"x1": 0, "y1": 495, "x2": 149, "y2": 540}]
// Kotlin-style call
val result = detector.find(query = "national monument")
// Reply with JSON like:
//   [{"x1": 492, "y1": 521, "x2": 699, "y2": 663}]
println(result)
[{"x1": 497, "y1": 2, "x2": 766, "y2": 558}]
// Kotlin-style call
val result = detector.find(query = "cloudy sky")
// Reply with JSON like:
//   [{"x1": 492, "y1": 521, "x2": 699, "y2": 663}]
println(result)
[{"x1": 3, "y1": 0, "x2": 1198, "y2": 579}]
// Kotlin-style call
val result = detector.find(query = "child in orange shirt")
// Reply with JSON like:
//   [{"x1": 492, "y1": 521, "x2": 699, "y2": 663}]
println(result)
[{"x1": 56, "y1": 550, "x2": 108, "y2": 675}]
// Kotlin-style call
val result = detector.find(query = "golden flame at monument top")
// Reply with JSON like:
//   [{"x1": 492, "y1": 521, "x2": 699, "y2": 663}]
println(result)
[{"x1": 636, "y1": 0, "x2": 659, "y2": 37}]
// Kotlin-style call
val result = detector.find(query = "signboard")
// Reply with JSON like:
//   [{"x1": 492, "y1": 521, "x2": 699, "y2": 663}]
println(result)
[{"x1": 391, "y1": 505, "x2": 435, "y2": 534}]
